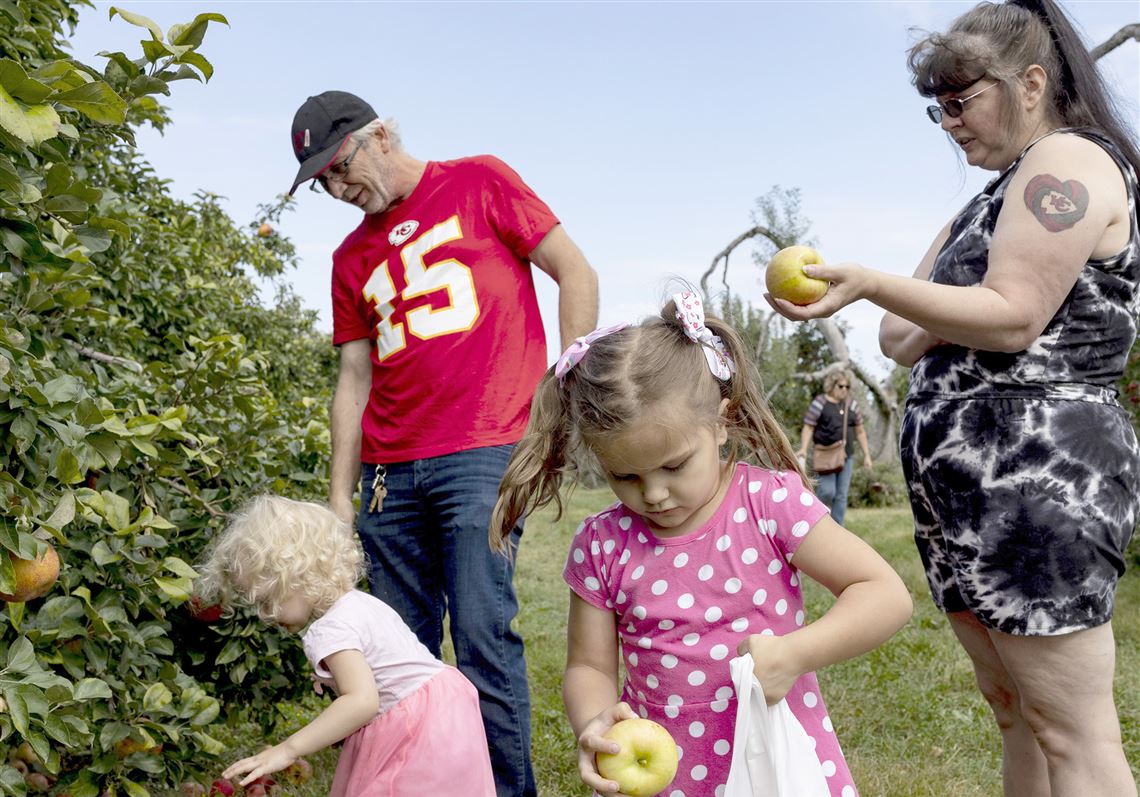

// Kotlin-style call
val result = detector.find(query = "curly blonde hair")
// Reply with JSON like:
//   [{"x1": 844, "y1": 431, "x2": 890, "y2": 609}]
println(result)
[{"x1": 195, "y1": 495, "x2": 366, "y2": 620}]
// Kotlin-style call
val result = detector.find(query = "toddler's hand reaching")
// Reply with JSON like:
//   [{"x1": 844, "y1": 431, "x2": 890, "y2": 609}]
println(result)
[
  {"x1": 222, "y1": 743, "x2": 295, "y2": 786},
  {"x1": 576, "y1": 701, "x2": 639, "y2": 796},
  {"x1": 738, "y1": 633, "x2": 802, "y2": 704}
]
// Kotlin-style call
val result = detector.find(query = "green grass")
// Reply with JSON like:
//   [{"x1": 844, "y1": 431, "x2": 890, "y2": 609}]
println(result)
[{"x1": 204, "y1": 491, "x2": 1140, "y2": 796}]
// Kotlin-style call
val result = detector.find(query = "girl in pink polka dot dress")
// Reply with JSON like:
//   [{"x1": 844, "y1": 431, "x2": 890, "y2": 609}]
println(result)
[{"x1": 492, "y1": 292, "x2": 913, "y2": 797}]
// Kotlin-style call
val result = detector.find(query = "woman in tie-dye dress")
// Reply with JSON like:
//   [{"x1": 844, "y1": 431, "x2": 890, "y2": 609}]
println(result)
[{"x1": 765, "y1": 2, "x2": 1140, "y2": 794}]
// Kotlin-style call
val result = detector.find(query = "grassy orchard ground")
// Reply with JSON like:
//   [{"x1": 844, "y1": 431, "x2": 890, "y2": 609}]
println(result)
[{"x1": 206, "y1": 495, "x2": 1140, "y2": 796}]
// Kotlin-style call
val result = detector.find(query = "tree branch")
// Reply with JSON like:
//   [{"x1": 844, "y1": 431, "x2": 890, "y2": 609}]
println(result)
[
  {"x1": 1091, "y1": 23, "x2": 1140, "y2": 60},
  {"x1": 701, "y1": 225, "x2": 781, "y2": 297},
  {"x1": 65, "y1": 339, "x2": 143, "y2": 373},
  {"x1": 158, "y1": 477, "x2": 225, "y2": 517}
]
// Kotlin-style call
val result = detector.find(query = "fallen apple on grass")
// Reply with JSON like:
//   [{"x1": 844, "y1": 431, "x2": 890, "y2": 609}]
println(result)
[
  {"x1": 282, "y1": 757, "x2": 313, "y2": 784},
  {"x1": 209, "y1": 778, "x2": 235, "y2": 797},
  {"x1": 596, "y1": 718, "x2": 678, "y2": 797},
  {"x1": 765, "y1": 245, "x2": 829, "y2": 306},
  {"x1": 244, "y1": 775, "x2": 276, "y2": 796}
]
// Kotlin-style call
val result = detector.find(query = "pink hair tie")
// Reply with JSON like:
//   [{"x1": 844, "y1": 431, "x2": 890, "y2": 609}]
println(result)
[
  {"x1": 673, "y1": 291, "x2": 735, "y2": 380},
  {"x1": 554, "y1": 322, "x2": 632, "y2": 383}
]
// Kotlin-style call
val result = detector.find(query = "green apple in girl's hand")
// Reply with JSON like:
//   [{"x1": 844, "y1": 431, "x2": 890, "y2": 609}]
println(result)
[
  {"x1": 596, "y1": 718, "x2": 679, "y2": 797},
  {"x1": 766, "y1": 245, "x2": 829, "y2": 305}
]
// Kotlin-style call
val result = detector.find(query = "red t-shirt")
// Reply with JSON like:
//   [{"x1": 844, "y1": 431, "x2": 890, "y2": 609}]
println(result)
[{"x1": 331, "y1": 155, "x2": 558, "y2": 463}]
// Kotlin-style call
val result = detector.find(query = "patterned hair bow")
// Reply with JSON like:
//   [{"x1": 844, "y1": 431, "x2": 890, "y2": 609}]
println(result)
[
  {"x1": 673, "y1": 291, "x2": 736, "y2": 381},
  {"x1": 554, "y1": 322, "x2": 632, "y2": 383}
]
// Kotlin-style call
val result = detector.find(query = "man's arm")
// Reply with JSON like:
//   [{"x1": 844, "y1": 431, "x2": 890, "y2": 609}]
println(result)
[
  {"x1": 329, "y1": 339, "x2": 372, "y2": 526},
  {"x1": 529, "y1": 225, "x2": 599, "y2": 350}
]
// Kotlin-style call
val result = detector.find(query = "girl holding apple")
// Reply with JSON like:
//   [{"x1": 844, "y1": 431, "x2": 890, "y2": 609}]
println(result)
[
  {"x1": 491, "y1": 291, "x2": 913, "y2": 796},
  {"x1": 766, "y1": 1, "x2": 1140, "y2": 793},
  {"x1": 197, "y1": 495, "x2": 494, "y2": 796}
]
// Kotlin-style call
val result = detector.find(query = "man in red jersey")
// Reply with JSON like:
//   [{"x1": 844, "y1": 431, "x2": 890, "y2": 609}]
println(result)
[{"x1": 289, "y1": 91, "x2": 597, "y2": 797}]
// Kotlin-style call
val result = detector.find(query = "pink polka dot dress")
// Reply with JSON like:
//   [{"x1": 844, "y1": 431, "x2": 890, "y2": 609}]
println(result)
[{"x1": 564, "y1": 462, "x2": 858, "y2": 797}]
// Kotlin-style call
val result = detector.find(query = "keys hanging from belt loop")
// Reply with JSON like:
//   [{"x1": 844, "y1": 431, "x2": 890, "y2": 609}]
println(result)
[{"x1": 368, "y1": 465, "x2": 387, "y2": 513}]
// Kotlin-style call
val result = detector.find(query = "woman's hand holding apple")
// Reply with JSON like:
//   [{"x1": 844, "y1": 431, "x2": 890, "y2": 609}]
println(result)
[
  {"x1": 575, "y1": 701, "x2": 639, "y2": 795},
  {"x1": 737, "y1": 633, "x2": 804, "y2": 705},
  {"x1": 765, "y1": 261, "x2": 876, "y2": 322}
]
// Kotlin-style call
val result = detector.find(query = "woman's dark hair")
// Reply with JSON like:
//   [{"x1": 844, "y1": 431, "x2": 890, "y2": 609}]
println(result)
[{"x1": 908, "y1": 0, "x2": 1140, "y2": 178}]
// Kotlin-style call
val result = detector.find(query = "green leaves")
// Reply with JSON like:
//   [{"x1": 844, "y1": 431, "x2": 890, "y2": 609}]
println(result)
[
  {"x1": 0, "y1": 2, "x2": 328, "y2": 791},
  {"x1": 107, "y1": 8, "x2": 228, "y2": 86},
  {"x1": 51, "y1": 80, "x2": 127, "y2": 125},
  {"x1": 108, "y1": 7, "x2": 164, "y2": 41},
  {"x1": 0, "y1": 84, "x2": 60, "y2": 145}
]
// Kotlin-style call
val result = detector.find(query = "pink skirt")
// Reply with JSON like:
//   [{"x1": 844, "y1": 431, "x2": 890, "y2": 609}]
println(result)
[{"x1": 330, "y1": 666, "x2": 495, "y2": 796}]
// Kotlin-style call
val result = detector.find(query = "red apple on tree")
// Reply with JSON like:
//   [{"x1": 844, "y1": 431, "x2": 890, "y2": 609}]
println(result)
[{"x1": 188, "y1": 594, "x2": 225, "y2": 623}]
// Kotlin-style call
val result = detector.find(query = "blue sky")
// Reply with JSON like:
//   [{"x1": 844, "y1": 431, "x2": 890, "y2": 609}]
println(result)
[{"x1": 67, "y1": 1, "x2": 1139, "y2": 379}]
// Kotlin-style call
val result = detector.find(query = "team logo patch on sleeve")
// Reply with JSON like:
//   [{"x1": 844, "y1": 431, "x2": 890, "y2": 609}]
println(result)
[{"x1": 389, "y1": 220, "x2": 420, "y2": 246}]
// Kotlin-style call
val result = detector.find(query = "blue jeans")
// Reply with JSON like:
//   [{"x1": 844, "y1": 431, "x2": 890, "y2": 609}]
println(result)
[
  {"x1": 814, "y1": 453, "x2": 855, "y2": 526},
  {"x1": 357, "y1": 445, "x2": 535, "y2": 797}
]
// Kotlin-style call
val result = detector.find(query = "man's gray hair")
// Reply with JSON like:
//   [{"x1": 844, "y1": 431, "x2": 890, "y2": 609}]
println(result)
[{"x1": 350, "y1": 117, "x2": 401, "y2": 149}]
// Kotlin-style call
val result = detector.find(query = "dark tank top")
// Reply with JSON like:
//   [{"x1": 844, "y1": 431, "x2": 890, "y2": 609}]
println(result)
[{"x1": 908, "y1": 128, "x2": 1140, "y2": 404}]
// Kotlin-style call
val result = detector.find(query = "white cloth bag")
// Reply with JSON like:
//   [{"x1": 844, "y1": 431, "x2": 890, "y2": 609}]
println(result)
[{"x1": 724, "y1": 654, "x2": 831, "y2": 797}]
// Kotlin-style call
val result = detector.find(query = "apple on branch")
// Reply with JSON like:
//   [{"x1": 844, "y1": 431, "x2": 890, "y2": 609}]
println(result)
[
  {"x1": 0, "y1": 544, "x2": 60, "y2": 603},
  {"x1": 765, "y1": 245, "x2": 829, "y2": 306},
  {"x1": 595, "y1": 718, "x2": 678, "y2": 797}
]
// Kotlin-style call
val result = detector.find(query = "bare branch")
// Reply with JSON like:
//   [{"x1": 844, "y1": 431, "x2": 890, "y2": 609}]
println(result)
[
  {"x1": 1091, "y1": 23, "x2": 1140, "y2": 60},
  {"x1": 701, "y1": 225, "x2": 781, "y2": 297},
  {"x1": 65, "y1": 339, "x2": 144, "y2": 373}
]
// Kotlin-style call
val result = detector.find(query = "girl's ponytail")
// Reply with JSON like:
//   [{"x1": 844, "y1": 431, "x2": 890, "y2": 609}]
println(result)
[
  {"x1": 490, "y1": 368, "x2": 577, "y2": 556},
  {"x1": 701, "y1": 314, "x2": 808, "y2": 482}
]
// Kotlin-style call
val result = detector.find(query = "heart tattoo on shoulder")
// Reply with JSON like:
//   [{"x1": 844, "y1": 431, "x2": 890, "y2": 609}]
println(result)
[{"x1": 1023, "y1": 174, "x2": 1089, "y2": 232}]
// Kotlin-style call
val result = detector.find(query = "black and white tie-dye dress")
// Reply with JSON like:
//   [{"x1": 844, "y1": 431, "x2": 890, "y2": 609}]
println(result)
[{"x1": 899, "y1": 128, "x2": 1140, "y2": 636}]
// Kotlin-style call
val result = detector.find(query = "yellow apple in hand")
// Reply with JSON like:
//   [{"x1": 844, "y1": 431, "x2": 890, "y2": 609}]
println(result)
[
  {"x1": 765, "y1": 245, "x2": 829, "y2": 305},
  {"x1": 596, "y1": 718, "x2": 678, "y2": 797}
]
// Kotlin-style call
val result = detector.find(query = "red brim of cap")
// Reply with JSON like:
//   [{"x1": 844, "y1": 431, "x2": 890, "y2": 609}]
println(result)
[{"x1": 287, "y1": 135, "x2": 352, "y2": 196}]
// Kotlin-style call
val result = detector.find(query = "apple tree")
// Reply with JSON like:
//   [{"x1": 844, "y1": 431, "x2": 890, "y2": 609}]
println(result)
[{"x1": 1, "y1": 2, "x2": 334, "y2": 794}]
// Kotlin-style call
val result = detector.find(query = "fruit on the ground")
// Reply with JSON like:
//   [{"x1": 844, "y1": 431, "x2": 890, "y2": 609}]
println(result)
[
  {"x1": 244, "y1": 775, "x2": 276, "y2": 797},
  {"x1": 765, "y1": 245, "x2": 829, "y2": 306},
  {"x1": 209, "y1": 779, "x2": 235, "y2": 797},
  {"x1": 0, "y1": 544, "x2": 60, "y2": 602},
  {"x1": 596, "y1": 718, "x2": 679, "y2": 797},
  {"x1": 180, "y1": 783, "x2": 207, "y2": 797},
  {"x1": 257, "y1": 223, "x2": 273, "y2": 237},
  {"x1": 282, "y1": 758, "x2": 313, "y2": 784},
  {"x1": 187, "y1": 595, "x2": 224, "y2": 623}
]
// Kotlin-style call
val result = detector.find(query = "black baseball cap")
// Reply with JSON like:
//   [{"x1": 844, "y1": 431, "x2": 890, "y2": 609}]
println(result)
[{"x1": 289, "y1": 91, "x2": 378, "y2": 195}]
